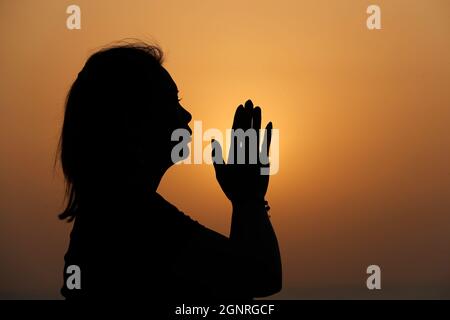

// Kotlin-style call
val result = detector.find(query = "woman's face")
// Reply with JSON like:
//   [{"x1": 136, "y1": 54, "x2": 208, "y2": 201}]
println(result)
[
  {"x1": 158, "y1": 67, "x2": 192, "y2": 135},
  {"x1": 144, "y1": 67, "x2": 192, "y2": 168}
]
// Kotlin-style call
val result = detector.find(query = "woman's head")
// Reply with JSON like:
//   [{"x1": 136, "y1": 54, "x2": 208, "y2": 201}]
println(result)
[{"x1": 59, "y1": 42, "x2": 192, "y2": 220}]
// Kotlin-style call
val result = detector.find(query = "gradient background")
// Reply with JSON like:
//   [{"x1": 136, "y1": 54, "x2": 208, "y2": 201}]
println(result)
[{"x1": 1, "y1": 0, "x2": 449, "y2": 299}]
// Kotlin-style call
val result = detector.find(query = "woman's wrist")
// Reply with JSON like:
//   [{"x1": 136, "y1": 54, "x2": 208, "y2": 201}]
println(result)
[{"x1": 231, "y1": 198, "x2": 270, "y2": 213}]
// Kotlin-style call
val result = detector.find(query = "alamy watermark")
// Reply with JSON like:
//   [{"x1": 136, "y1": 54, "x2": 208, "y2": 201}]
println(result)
[
  {"x1": 366, "y1": 265, "x2": 381, "y2": 290},
  {"x1": 66, "y1": 4, "x2": 382, "y2": 31},
  {"x1": 170, "y1": 121, "x2": 280, "y2": 176}
]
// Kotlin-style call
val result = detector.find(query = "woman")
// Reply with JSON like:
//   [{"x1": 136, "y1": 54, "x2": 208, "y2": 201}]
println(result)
[{"x1": 59, "y1": 42, "x2": 281, "y2": 300}]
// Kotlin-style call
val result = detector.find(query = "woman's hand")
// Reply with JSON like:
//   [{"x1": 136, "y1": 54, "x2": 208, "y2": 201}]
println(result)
[{"x1": 211, "y1": 100, "x2": 272, "y2": 205}]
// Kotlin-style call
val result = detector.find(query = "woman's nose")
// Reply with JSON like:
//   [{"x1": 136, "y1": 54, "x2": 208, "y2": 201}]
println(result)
[{"x1": 181, "y1": 105, "x2": 192, "y2": 123}]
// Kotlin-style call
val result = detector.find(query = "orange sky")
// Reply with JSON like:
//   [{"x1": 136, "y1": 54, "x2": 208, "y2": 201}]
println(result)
[{"x1": 1, "y1": 0, "x2": 449, "y2": 299}]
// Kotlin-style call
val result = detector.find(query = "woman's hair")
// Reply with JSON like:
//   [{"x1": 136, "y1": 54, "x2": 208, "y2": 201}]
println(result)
[{"x1": 58, "y1": 42, "x2": 164, "y2": 221}]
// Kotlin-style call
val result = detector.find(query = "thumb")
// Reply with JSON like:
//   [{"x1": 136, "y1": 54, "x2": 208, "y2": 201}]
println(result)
[{"x1": 211, "y1": 139, "x2": 225, "y2": 172}]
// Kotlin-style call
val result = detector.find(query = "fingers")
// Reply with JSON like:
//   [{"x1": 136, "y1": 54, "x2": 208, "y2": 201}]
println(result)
[
  {"x1": 242, "y1": 100, "x2": 253, "y2": 130},
  {"x1": 266, "y1": 121, "x2": 272, "y2": 152},
  {"x1": 253, "y1": 106, "x2": 262, "y2": 152},
  {"x1": 232, "y1": 105, "x2": 245, "y2": 130},
  {"x1": 231, "y1": 99, "x2": 263, "y2": 163},
  {"x1": 261, "y1": 122, "x2": 273, "y2": 165},
  {"x1": 233, "y1": 100, "x2": 258, "y2": 131},
  {"x1": 253, "y1": 106, "x2": 261, "y2": 131}
]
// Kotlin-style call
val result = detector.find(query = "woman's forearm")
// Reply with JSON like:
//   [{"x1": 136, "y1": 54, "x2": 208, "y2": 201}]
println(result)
[{"x1": 230, "y1": 200, "x2": 282, "y2": 296}]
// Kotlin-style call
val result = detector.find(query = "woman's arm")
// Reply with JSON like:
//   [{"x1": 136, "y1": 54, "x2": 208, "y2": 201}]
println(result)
[
  {"x1": 230, "y1": 200, "x2": 282, "y2": 297},
  {"x1": 172, "y1": 100, "x2": 281, "y2": 298},
  {"x1": 173, "y1": 207, "x2": 281, "y2": 299},
  {"x1": 213, "y1": 99, "x2": 282, "y2": 296}
]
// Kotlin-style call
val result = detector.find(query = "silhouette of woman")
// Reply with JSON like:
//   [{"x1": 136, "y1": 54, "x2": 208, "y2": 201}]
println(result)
[{"x1": 59, "y1": 42, "x2": 281, "y2": 300}]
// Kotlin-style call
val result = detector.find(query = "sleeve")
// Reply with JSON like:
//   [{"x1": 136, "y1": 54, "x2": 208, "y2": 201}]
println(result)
[{"x1": 167, "y1": 208, "x2": 254, "y2": 300}]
